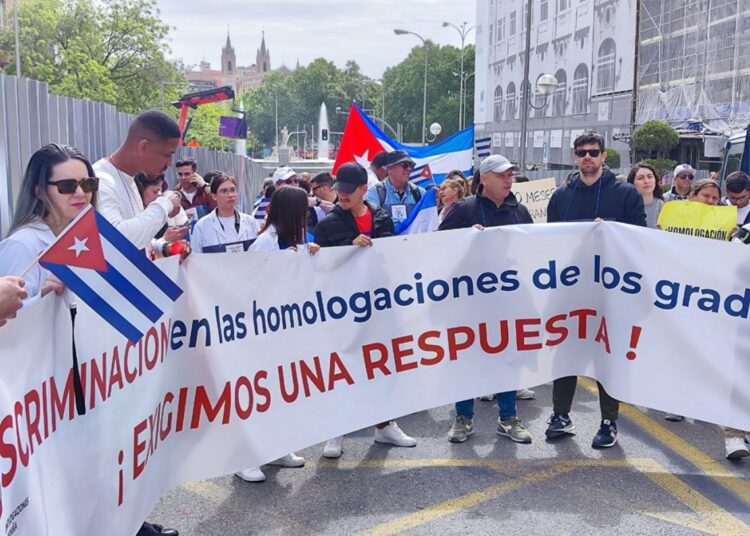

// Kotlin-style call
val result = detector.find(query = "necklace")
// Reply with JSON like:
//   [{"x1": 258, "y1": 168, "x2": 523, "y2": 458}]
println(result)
[{"x1": 107, "y1": 156, "x2": 140, "y2": 213}]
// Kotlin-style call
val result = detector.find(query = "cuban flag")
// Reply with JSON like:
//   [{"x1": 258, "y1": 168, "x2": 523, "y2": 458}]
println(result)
[
  {"x1": 333, "y1": 102, "x2": 474, "y2": 185},
  {"x1": 396, "y1": 187, "x2": 439, "y2": 235},
  {"x1": 38, "y1": 206, "x2": 183, "y2": 342},
  {"x1": 410, "y1": 163, "x2": 436, "y2": 189},
  {"x1": 475, "y1": 136, "x2": 491, "y2": 159}
]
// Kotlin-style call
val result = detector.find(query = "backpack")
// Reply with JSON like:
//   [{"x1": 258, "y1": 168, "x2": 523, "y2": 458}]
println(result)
[{"x1": 375, "y1": 181, "x2": 422, "y2": 206}]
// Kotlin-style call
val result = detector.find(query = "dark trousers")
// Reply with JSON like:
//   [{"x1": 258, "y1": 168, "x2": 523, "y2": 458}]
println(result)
[{"x1": 552, "y1": 376, "x2": 619, "y2": 421}]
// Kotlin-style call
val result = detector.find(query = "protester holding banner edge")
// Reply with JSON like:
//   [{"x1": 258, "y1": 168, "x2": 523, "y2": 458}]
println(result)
[
  {"x1": 190, "y1": 173, "x2": 260, "y2": 254},
  {"x1": 250, "y1": 186, "x2": 320, "y2": 254},
  {"x1": 0, "y1": 276, "x2": 27, "y2": 327},
  {"x1": 315, "y1": 161, "x2": 416, "y2": 458},
  {"x1": 438, "y1": 153, "x2": 534, "y2": 444},
  {"x1": 545, "y1": 130, "x2": 646, "y2": 449}
]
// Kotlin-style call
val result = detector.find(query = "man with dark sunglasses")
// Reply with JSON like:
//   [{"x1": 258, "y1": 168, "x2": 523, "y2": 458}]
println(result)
[
  {"x1": 365, "y1": 150, "x2": 425, "y2": 228},
  {"x1": 545, "y1": 131, "x2": 645, "y2": 450},
  {"x1": 664, "y1": 164, "x2": 696, "y2": 202}
]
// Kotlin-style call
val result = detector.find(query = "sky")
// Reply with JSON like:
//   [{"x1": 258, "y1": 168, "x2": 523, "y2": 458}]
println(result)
[{"x1": 156, "y1": 0, "x2": 476, "y2": 78}]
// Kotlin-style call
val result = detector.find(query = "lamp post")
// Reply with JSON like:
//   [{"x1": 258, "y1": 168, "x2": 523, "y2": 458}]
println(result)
[
  {"x1": 442, "y1": 21, "x2": 474, "y2": 130},
  {"x1": 13, "y1": 0, "x2": 20, "y2": 77},
  {"x1": 394, "y1": 28, "x2": 428, "y2": 145},
  {"x1": 462, "y1": 72, "x2": 475, "y2": 130},
  {"x1": 518, "y1": 0, "x2": 557, "y2": 170}
]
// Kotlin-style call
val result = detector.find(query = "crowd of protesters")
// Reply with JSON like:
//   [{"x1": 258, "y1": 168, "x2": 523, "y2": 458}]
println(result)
[{"x1": 0, "y1": 111, "x2": 746, "y2": 535}]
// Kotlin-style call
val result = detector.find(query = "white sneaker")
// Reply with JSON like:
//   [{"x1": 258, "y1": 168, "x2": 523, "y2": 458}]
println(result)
[
  {"x1": 374, "y1": 421, "x2": 417, "y2": 447},
  {"x1": 725, "y1": 437, "x2": 750, "y2": 459},
  {"x1": 235, "y1": 466, "x2": 265, "y2": 482},
  {"x1": 517, "y1": 388, "x2": 536, "y2": 400},
  {"x1": 268, "y1": 452, "x2": 305, "y2": 467},
  {"x1": 323, "y1": 436, "x2": 344, "y2": 458},
  {"x1": 478, "y1": 394, "x2": 495, "y2": 401}
]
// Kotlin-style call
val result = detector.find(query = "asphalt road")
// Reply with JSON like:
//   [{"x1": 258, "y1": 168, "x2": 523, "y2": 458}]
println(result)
[{"x1": 148, "y1": 379, "x2": 750, "y2": 535}]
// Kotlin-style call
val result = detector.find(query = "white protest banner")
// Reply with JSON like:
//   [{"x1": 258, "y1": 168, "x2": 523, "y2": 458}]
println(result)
[
  {"x1": 3, "y1": 222, "x2": 750, "y2": 535},
  {"x1": 512, "y1": 177, "x2": 557, "y2": 222}
]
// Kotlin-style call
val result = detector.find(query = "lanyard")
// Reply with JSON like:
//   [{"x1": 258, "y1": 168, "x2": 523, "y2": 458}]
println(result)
[{"x1": 215, "y1": 209, "x2": 241, "y2": 234}]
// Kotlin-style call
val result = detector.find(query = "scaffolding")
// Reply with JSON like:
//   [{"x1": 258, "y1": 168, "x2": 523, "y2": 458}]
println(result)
[{"x1": 636, "y1": 0, "x2": 750, "y2": 134}]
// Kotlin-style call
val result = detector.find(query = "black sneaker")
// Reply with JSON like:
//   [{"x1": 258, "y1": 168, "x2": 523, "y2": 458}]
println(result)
[
  {"x1": 592, "y1": 419, "x2": 618, "y2": 449},
  {"x1": 545, "y1": 413, "x2": 576, "y2": 439}
]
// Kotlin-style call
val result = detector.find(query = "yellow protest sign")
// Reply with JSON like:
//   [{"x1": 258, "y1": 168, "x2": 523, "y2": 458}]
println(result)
[
  {"x1": 512, "y1": 178, "x2": 557, "y2": 223},
  {"x1": 657, "y1": 201, "x2": 737, "y2": 241}
]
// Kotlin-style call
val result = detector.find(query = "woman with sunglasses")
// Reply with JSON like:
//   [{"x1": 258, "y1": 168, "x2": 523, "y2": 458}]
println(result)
[
  {"x1": 191, "y1": 173, "x2": 260, "y2": 253},
  {"x1": 627, "y1": 163, "x2": 665, "y2": 228},
  {"x1": 0, "y1": 143, "x2": 98, "y2": 303}
]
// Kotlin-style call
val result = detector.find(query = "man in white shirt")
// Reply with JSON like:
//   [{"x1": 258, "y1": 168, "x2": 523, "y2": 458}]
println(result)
[
  {"x1": 724, "y1": 171, "x2": 750, "y2": 226},
  {"x1": 93, "y1": 110, "x2": 183, "y2": 250},
  {"x1": 93, "y1": 111, "x2": 182, "y2": 536}
]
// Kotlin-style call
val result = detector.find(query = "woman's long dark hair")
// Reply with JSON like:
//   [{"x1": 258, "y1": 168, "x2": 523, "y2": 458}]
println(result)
[
  {"x1": 260, "y1": 186, "x2": 308, "y2": 246},
  {"x1": 9, "y1": 143, "x2": 97, "y2": 235},
  {"x1": 627, "y1": 163, "x2": 664, "y2": 200}
]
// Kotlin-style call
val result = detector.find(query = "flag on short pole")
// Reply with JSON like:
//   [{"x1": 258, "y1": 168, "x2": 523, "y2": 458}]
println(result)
[
  {"x1": 475, "y1": 136, "x2": 491, "y2": 159},
  {"x1": 396, "y1": 187, "x2": 439, "y2": 235},
  {"x1": 38, "y1": 206, "x2": 183, "y2": 342},
  {"x1": 410, "y1": 163, "x2": 435, "y2": 189}
]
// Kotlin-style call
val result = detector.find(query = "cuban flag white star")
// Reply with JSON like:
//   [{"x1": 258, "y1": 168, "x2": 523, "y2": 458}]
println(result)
[{"x1": 68, "y1": 236, "x2": 90, "y2": 258}]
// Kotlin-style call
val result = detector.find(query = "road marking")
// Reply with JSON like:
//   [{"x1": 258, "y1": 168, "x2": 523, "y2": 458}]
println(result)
[
  {"x1": 353, "y1": 462, "x2": 580, "y2": 536},
  {"x1": 578, "y1": 377, "x2": 750, "y2": 506},
  {"x1": 632, "y1": 458, "x2": 750, "y2": 536}
]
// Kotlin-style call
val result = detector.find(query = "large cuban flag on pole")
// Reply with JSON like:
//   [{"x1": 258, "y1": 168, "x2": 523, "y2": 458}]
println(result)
[
  {"x1": 37, "y1": 206, "x2": 183, "y2": 342},
  {"x1": 332, "y1": 102, "x2": 474, "y2": 185}
]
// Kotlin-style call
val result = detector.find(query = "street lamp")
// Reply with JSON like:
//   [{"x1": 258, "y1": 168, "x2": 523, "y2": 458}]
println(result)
[
  {"x1": 518, "y1": 0, "x2": 556, "y2": 170},
  {"x1": 394, "y1": 28, "x2": 429, "y2": 145},
  {"x1": 442, "y1": 21, "x2": 474, "y2": 130}
]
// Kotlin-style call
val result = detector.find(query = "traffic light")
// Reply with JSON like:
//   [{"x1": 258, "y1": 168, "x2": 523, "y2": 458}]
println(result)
[{"x1": 322, "y1": 129, "x2": 328, "y2": 141}]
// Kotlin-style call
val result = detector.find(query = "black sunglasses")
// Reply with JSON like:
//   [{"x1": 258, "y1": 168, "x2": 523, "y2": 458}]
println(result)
[
  {"x1": 47, "y1": 177, "x2": 99, "y2": 194},
  {"x1": 574, "y1": 149, "x2": 602, "y2": 158}
]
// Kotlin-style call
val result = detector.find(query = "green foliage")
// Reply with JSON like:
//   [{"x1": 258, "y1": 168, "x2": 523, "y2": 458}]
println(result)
[
  {"x1": 604, "y1": 147, "x2": 621, "y2": 169},
  {"x1": 633, "y1": 120, "x2": 679, "y2": 157},
  {"x1": 383, "y1": 43, "x2": 474, "y2": 143},
  {"x1": 641, "y1": 158, "x2": 677, "y2": 178},
  {"x1": 186, "y1": 103, "x2": 233, "y2": 152},
  {"x1": 0, "y1": 0, "x2": 186, "y2": 113},
  {"x1": 239, "y1": 43, "x2": 474, "y2": 148}
]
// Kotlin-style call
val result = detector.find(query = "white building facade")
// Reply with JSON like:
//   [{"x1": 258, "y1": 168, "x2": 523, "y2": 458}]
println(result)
[{"x1": 475, "y1": 0, "x2": 637, "y2": 169}]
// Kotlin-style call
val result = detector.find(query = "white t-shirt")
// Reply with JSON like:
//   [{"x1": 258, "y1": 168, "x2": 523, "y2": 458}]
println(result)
[
  {"x1": 217, "y1": 216, "x2": 240, "y2": 242},
  {"x1": 737, "y1": 204, "x2": 750, "y2": 225},
  {"x1": 183, "y1": 190, "x2": 198, "y2": 204}
]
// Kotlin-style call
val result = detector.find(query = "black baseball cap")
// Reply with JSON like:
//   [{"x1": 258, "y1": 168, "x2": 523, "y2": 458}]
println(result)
[
  {"x1": 371, "y1": 151, "x2": 389, "y2": 169},
  {"x1": 385, "y1": 150, "x2": 415, "y2": 167},
  {"x1": 333, "y1": 162, "x2": 368, "y2": 194}
]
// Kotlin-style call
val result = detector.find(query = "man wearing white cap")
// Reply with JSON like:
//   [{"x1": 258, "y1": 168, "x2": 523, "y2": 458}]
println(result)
[
  {"x1": 272, "y1": 166, "x2": 299, "y2": 187},
  {"x1": 664, "y1": 164, "x2": 696, "y2": 202},
  {"x1": 439, "y1": 154, "x2": 534, "y2": 444}
]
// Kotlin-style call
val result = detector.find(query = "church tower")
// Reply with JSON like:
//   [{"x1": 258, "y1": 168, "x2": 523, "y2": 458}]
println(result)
[
  {"x1": 256, "y1": 31, "x2": 271, "y2": 73},
  {"x1": 222, "y1": 31, "x2": 236, "y2": 77}
]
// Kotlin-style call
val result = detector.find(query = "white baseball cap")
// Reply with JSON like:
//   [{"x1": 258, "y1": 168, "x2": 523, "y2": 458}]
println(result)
[
  {"x1": 673, "y1": 164, "x2": 697, "y2": 178},
  {"x1": 272, "y1": 167, "x2": 297, "y2": 184},
  {"x1": 479, "y1": 154, "x2": 519, "y2": 175}
]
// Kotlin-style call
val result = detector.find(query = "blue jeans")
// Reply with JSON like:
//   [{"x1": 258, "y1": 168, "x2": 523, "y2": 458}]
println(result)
[{"x1": 456, "y1": 391, "x2": 517, "y2": 422}]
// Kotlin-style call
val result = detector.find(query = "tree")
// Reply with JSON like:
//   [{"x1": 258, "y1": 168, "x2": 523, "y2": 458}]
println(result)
[
  {"x1": 383, "y1": 43, "x2": 474, "y2": 143},
  {"x1": 633, "y1": 120, "x2": 679, "y2": 158},
  {"x1": 605, "y1": 147, "x2": 621, "y2": 169},
  {"x1": 0, "y1": 0, "x2": 186, "y2": 113}
]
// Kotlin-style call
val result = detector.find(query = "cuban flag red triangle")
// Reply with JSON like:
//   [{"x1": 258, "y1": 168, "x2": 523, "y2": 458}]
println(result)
[
  {"x1": 332, "y1": 102, "x2": 387, "y2": 174},
  {"x1": 39, "y1": 206, "x2": 107, "y2": 272}
]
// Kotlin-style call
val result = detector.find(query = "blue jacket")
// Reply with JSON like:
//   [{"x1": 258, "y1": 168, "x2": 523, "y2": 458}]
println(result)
[{"x1": 547, "y1": 168, "x2": 646, "y2": 226}]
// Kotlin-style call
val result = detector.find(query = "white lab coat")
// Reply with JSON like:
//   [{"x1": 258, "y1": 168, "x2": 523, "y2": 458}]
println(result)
[
  {"x1": 249, "y1": 224, "x2": 282, "y2": 252},
  {"x1": 0, "y1": 220, "x2": 56, "y2": 305},
  {"x1": 190, "y1": 209, "x2": 260, "y2": 253},
  {"x1": 93, "y1": 159, "x2": 172, "y2": 250}
]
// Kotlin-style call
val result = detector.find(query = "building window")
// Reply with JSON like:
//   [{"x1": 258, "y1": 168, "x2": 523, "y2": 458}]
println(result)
[
  {"x1": 558, "y1": 0, "x2": 570, "y2": 11},
  {"x1": 597, "y1": 38, "x2": 616, "y2": 93},
  {"x1": 228, "y1": 61, "x2": 233, "y2": 73},
  {"x1": 541, "y1": 0, "x2": 549, "y2": 21},
  {"x1": 506, "y1": 82, "x2": 516, "y2": 120},
  {"x1": 510, "y1": 11, "x2": 517, "y2": 36},
  {"x1": 572, "y1": 63, "x2": 589, "y2": 115},
  {"x1": 497, "y1": 18, "x2": 505, "y2": 41},
  {"x1": 553, "y1": 68, "x2": 567, "y2": 116},
  {"x1": 494, "y1": 86, "x2": 504, "y2": 122}
]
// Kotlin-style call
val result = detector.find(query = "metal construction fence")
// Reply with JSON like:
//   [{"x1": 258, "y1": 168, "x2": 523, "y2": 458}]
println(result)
[{"x1": 0, "y1": 74, "x2": 266, "y2": 239}]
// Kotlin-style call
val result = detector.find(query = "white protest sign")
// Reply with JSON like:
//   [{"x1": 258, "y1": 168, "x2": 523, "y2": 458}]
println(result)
[
  {"x1": 3, "y1": 222, "x2": 750, "y2": 535},
  {"x1": 512, "y1": 177, "x2": 557, "y2": 222}
]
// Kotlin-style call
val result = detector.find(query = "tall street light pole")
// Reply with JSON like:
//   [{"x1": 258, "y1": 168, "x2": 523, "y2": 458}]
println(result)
[
  {"x1": 394, "y1": 29, "x2": 428, "y2": 145},
  {"x1": 13, "y1": 0, "x2": 21, "y2": 77},
  {"x1": 443, "y1": 21, "x2": 474, "y2": 130}
]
